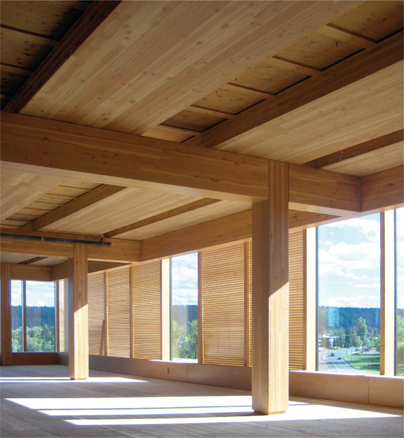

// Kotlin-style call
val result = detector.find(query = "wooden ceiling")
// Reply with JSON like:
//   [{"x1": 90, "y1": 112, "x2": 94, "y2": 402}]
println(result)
[{"x1": 1, "y1": 0, "x2": 403, "y2": 266}]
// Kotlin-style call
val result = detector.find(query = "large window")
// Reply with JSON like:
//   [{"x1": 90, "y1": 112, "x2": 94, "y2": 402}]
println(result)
[
  {"x1": 170, "y1": 253, "x2": 198, "y2": 362},
  {"x1": 11, "y1": 280, "x2": 56, "y2": 353},
  {"x1": 317, "y1": 214, "x2": 381, "y2": 375},
  {"x1": 396, "y1": 207, "x2": 404, "y2": 376}
]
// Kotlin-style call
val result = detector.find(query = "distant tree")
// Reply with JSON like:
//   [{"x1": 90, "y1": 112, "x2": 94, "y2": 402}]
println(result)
[
  {"x1": 12, "y1": 327, "x2": 23, "y2": 352},
  {"x1": 357, "y1": 317, "x2": 368, "y2": 345},
  {"x1": 179, "y1": 319, "x2": 198, "y2": 359}
]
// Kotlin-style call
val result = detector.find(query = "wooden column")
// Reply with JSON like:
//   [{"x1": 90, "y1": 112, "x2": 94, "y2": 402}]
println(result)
[
  {"x1": 161, "y1": 259, "x2": 171, "y2": 362},
  {"x1": 1, "y1": 263, "x2": 12, "y2": 365},
  {"x1": 252, "y1": 161, "x2": 289, "y2": 415},
  {"x1": 380, "y1": 211, "x2": 395, "y2": 375},
  {"x1": 68, "y1": 244, "x2": 89, "y2": 380},
  {"x1": 305, "y1": 228, "x2": 317, "y2": 371}
]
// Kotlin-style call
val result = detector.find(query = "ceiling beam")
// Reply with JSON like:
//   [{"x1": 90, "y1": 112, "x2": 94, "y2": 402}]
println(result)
[
  {"x1": 140, "y1": 208, "x2": 340, "y2": 262},
  {"x1": 19, "y1": 256, "x2": 48, "y2": 265},
  {"x1": 20, "y1": 184, "x2": 126, "y2": 231},
  {"x1": 0, "y1": 229, "x2": 141, "y2": 263},
  {"x1": 186, "y1": 31, "x2": 403, "y2": 149},
  {"x1": 316, "y1": 24, "x2": 376, "y2": 49},
  {"x1": 289, "y1": 165, "x2": 360, "y2": 216},
  {"x1": 361, "y1": 166, "x2": 404, "y2": 213},
  {"x1": 104, "y1": 199, "x2": 220, "y2": 238},
  {"x1": 6, "y1": 263, "x2": 52, "y2": 282},
  {"x1": 51, "y1": 260, "x2": 129, "y2": 282},
  {"x1": 1, "y1": 113, "x2": 268, "y2": 202},
  {"x1": 304, "y1": 130, "x2": 404, "y2": 169},
  {"x1": 3, "y1": 1, "x2": 121, "y2": 113},
  {"x1": 1, "y1": 113, "x2": 362, "y2": 213}
]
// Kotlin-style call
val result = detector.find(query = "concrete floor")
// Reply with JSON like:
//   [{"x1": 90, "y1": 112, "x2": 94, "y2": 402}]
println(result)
[{"x1": 0, "y1": 365, "x2": 403, "y2": 437}]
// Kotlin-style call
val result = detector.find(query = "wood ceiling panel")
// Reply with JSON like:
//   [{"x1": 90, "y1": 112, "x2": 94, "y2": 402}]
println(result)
[
  {"x1": 0, "y1": 1, "x2": 87, "y2": 40},
  {"x1": 217, "y1": 61, "x2": 403, "y2": 165},
  {"x1": 330, "y1": 1, "x2": 403, "y2": 42},
  {"x1": 119, "y1": 200, "x2": 250, "y2": 241},
  {"x1": 194, "y1": 87, "x2": 263, "y2": 116},
  {"x1": 276, "y1": 30, "x2": 361, "y2": 70},
  {"x1": 0, "y1": 253, "x2": 36, "y2": 264},
  {"x1": 142, "y1": 126, "x2": 193, "y2": 143},
  {"x1": 231, "y1": 61, "x2": 310, "y2": 95},
  {"x1": 0, "y1": 170, "x2": 65, "y2": 222},
  {"x1": 163, "y1": 110, "x2": 224, "y2": 133},
  {"x1": 42, "y1": 188, "x2": 200, "y2": 235},
  {"x1": 1, "y1": 70, "x2": 27, "y2": 96},
  {"x1": 21, "y1": 1, "x2": 360, "y2": 134},
  {"x1": 0, "y1": 27, "x2": 54, "y2": 71},
  {"x1": 322, "y1": 142, "x2": 404, "y2": 177}
]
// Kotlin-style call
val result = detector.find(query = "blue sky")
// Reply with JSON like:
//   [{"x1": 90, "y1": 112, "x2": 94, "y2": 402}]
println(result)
[
  {"x1": 11, "y1": 280, "x2": 55, "y2": 307},
  {"x1": 171, "y1": 252, "x2": 198, "y2": 306},
  {"x1": 318, "y1": 209, "x2": 404, "y2": 309}
]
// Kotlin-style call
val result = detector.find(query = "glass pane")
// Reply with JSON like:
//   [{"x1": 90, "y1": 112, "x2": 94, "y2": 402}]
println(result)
[
  {"x1": 171, "y1": 253, "x2": 198, "y2": 362},
  {"x1": 11, "y1": 280, "x2": 23, "y2": 352},
  {"x1": 396, "y1": 207, "x2": 404, "y2": 376},
  {"x1": 26, "y1": 281, "x2": 56, "y2": 352},
  {"x1": 317, "y1": 214, "x2": 381, "y2": 375}
]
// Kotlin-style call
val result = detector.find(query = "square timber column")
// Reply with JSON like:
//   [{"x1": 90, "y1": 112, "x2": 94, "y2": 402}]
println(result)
[
  {"x1": 252, "y1": 161, "x2": 289, "y2": 415},
  {"x1": 68, "y1": 244, "x2": 89, "y2": 380},
  {"x1": 1, "y1": 263, "x2": 12, "y2": 365}
]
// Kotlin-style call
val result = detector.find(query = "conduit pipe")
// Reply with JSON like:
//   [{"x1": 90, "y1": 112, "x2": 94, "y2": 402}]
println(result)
[{"x1": 0, "y1": 233, "x2": 111, "y2": 247}]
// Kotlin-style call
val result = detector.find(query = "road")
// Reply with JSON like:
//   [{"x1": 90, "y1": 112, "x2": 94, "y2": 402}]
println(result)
[{"x1": 318, "y1": 349, "x2": 371, "y2": 374}]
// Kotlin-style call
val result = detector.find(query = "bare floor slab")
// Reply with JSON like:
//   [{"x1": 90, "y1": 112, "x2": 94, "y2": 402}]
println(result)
[{"x1": 0, "y1": 365, "x2": 402, "y2": 438}]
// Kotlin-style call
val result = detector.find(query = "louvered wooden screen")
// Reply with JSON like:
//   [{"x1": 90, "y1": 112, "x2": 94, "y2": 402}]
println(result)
[
  {"x1": 107, "y1": 267, "x2": 130, "y2": 358},
  {"x1": 132, "y1": 262, "x2": 162, "y2": 359},
  {"x1": 201, "y1": 244, "x2": 245, "y2": 366},
  {"x1": 289, "y1": 230, "x2": 305, "y2": 370},
  {"x1": 88, "y1": 272, "x2": 105, "y2": 355}
]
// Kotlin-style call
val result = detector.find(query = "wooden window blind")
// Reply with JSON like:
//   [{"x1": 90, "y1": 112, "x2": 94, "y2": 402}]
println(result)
[
  {"x1": 107, "y1": 267, "x2": 130, "y2": 358},
  {"x1": 289, "y1": 230, "x2": 305, "y2": 370},
  {"x1": 132, "y1": 262, "x2": 162, "y2": 359},
  {"x1": 88, "y1": 272, "x2": 105, "y2": 356},
  {"x1": 201, "y1": 243, "x2": 245, "y2": 366}
]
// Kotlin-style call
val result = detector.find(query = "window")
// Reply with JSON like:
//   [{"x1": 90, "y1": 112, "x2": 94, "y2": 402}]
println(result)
[
  {"x1": 11, "y1": 280, "x2": 23, "y2": 352},
  {"x1": 396, "y1": 207, "x2": 404, "y2": 376},
  {"x1": 317, "y1": 214, "x2": 381, "y2": 375},
  {"x1": 25, "y1": 281, "x2": 56, "y2": 352},
  {"x1": 11, "y1": 281, "x2": 57, "y2": 353},
  {"x1": 170, "y1": 253, "x2": 198, "y2": 362}
]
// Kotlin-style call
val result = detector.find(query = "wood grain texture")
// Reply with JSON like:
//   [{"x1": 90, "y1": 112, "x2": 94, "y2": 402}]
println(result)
[
  {"x1": 20, "y1": 184, "x2": 125, "y2": 231},
  {"x1": 105, "y1": 199, "x2": 220, "y2": 238},
  {"x1": 289, "y1": 164, "x2": 361, "y2": 215},
  {"x1": 10, "y1": 264, "x2": 51, "y2": 281},
  {"x1": 380, "y1": 210, "x2": 395, "y2": 376},
  {"x1": 1, "y1": 113, "x2": 268, "y2": 202},
  {"x1": 188, "y1": 31, "x2": 403, "y2": 149},
  {"x1": 21, "y1": 1, "x2": 360, "y2": 134},
  {"x1": 361, "y1": 166, "x2": 404, "y2": 212},
  {"x1": 0, "y1": 263, "x2": 12, "y2": 365},
  {"x1": 0, "y1": 229, "x2": 141, "y2": 263},
  {"x1": 4, "y1": 1, "x2": 120, "y2": 113},
  {"x1": 1, "y1": 170, "x2": 64, "y2": 222},
  {"x1": 252, "y1": 161, "x2": 289, "y2": 414},
  {"x1": 68, "y1": 244, "x2": 88, "y2": 379},
  {"x1": 305, "y1": 130, "x2": 404, "y2": 169}
]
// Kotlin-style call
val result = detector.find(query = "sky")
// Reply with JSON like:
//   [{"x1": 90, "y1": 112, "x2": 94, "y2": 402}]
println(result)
[
  {"x1": 171, "y1": 252, "x2": 198, "y2": 306},
  {"x1": 318, "y1": 208, "x2": 404, "y2": 309},
  {"x1": 11, "y1": 280, "x2": 55, "y2": 307}
]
